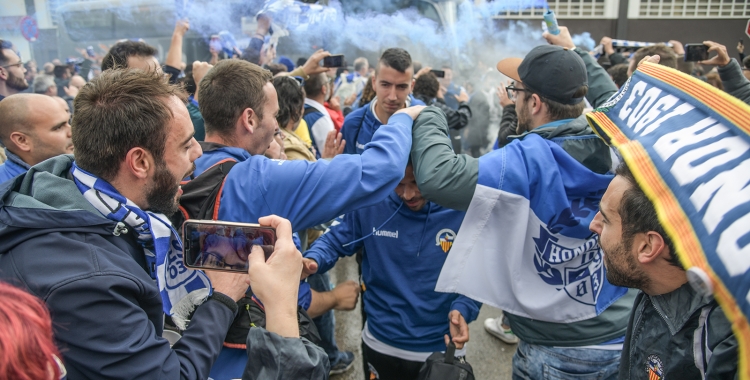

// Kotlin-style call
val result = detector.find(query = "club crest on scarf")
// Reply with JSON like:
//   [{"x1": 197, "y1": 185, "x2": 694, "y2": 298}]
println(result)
[
  {"x1": 70, "y1": 163, "x2": 211, "y2": 329},
  {"x1": 436, "y1": 228, "x2": 456, "y2": 253}
]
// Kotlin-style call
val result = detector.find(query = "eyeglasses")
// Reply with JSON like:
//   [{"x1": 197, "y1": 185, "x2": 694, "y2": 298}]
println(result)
[
  {"x1": 292, "y1": 76, "x2": 305, "y2": 86},
  {"x1": 505, "y1": 86, "x2": 531, "y2": 98},
  {"x1": 1, "y1": 61, "x2": 22, "y2": 69}
]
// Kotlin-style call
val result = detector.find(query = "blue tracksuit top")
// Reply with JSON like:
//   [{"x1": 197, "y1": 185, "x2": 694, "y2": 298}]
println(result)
[
  {"x1": 341, "y1": 96, "x2": 425, "y2": 154},
  {"x1": 193, "y1": 113, "x2": 412, "y2": 306},
  {"x1": 193, "y1": 112, "x2": 413, "y2": 231},
  {"x1": 304, "y1": 191, "x2": 482, "y2": 353},
  {"x1": 0, "y1": 158, "x2": 28, "y2": 184}
]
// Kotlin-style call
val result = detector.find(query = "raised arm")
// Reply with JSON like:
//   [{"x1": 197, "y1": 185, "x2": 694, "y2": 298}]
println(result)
[{"x1": 410, "y1": 106, "x2": 479, "y2": 211}]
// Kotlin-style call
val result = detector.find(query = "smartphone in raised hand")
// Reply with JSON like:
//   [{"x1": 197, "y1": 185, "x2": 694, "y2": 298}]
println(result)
[{"x1": 183, "y1": 220, "x2": 276, "y2": 273}]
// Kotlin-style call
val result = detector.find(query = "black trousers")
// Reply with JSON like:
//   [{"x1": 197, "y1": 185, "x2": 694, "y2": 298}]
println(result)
[{"x1": 362, "y1": 343, "x2": 424, "y2": 380}]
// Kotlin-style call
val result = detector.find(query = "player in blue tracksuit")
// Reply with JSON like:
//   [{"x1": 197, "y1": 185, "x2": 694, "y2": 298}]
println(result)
[
  {"x1": 302, "y1": 164, "x2": 482, "y2": 380},
  {"x1": 341, "y1": 48, "x2": 426, "y2": 155},
  {"x1": 341, "y1": 95, "x2": 425, "y2": 154}
]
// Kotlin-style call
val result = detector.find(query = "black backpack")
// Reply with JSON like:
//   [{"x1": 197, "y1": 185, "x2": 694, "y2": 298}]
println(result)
[
  {"x1": 417, "y1": 342, "x2": 475, "y2": 380},
  {"x1": 171, "y1": 142, "x2": 320, "y2": 347},
  {"x1": 171, "y1": 143, "x2": 238, "y2": 229}
]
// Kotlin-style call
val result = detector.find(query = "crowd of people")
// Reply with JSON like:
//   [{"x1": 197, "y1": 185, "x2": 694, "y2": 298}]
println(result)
[{"x1": 0, "y1": 12, "x2": 747, "y2": 380}]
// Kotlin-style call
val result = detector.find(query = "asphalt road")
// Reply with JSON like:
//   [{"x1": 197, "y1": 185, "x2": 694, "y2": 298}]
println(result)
[{"x1": 328, "y1": 255, "x2": 516, "y2": 380}]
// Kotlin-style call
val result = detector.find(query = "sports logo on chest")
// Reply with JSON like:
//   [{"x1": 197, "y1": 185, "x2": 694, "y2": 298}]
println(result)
[
  {"x1": 645, "y1": 355, "x2": 664, "y2": 380},
  {"x1": 436, "y1": 228, "x2": 456, "y2": 253},
  {"x1": 533, "y1": 225, "x2": 604, "y2": 306}
]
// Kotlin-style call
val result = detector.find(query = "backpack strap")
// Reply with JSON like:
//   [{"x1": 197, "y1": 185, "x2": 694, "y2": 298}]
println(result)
[{"x1": 197, "y1": 159, "x2": 237, "y2": 221}]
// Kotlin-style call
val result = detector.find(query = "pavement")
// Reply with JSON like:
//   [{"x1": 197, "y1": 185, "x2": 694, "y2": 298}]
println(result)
[{"x1": 328, "y1": 255, "x2": 516, "y2": 380}]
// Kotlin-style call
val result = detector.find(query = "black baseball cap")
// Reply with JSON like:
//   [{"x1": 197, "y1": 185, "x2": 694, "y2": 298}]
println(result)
[{"x1": 496, "y1": 45, "x2": 588, "y2": 105}]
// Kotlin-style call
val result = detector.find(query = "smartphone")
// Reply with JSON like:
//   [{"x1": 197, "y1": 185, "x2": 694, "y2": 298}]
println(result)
[
  {"x1": 430, "y1": 69, "x2": 445, "y2": 78},
  {"x1": 322, "y1": 54, "x2": 345, "y2": 68},
  {"x1": 86, "y1": 46, "x2": 95, "y2": 58},
  {"x1": 182, "y1": 220, "x2": 276, "y2": 273},
  {"x1": 684, "y1": 44, "x2": 709, "y2": 62}
]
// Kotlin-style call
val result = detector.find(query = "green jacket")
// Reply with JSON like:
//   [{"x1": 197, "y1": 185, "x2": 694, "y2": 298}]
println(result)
[{"x1": 618, "y1": 283, "x2": 737, "y2": 379}]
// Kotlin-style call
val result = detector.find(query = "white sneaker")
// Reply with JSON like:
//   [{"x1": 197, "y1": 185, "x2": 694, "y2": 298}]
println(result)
[{"x1": 484, "y1": 315, "x2": 519, "y2": 344}]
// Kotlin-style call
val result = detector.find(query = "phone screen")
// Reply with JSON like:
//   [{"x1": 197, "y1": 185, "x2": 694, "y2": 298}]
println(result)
[
  {"x1": 430, "y1": 69, "x2": 445, "y2": 78},
  {"x1": 684, "y1": 44, "x2": 709, "y2": 62},
  {"x1": 323, "y1": 55, "x2": 344, "y2": 67},
  {"x1": 183, "y1": 221, "x2": 276, "y2": 273}
]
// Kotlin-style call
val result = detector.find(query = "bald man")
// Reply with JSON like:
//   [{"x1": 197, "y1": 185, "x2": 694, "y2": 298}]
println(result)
[{"x1": 0, "y1": 94, "x2": 73, "y2": 183}]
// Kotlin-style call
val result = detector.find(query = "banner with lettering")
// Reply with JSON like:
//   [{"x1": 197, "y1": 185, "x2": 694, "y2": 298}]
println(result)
[{"x1": 587, "y1": 62, "x2": 750, "y2": 379}]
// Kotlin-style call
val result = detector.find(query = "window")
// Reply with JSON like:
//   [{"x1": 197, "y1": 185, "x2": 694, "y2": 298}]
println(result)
[
  {"x1": 493, "y1": 0, "x2": 612, "y2": 19},
  {"x1": 637, "y1": 0, "x2": 749, "y2": 17}
]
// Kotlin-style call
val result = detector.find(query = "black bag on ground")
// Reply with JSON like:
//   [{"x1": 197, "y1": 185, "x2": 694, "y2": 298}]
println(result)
[{"x1": 416, "y1": 342, "x2": 475, "y2": 380}]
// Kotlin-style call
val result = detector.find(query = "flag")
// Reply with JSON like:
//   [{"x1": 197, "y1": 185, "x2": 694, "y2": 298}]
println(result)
[{"x1": 587, "y1": 61, "x2": 750, "y2": 380}]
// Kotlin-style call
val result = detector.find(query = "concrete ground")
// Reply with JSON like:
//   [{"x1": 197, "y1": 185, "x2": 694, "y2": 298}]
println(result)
[{"x1": 328, "y1": 255, "x2": 516, "y2": 380}]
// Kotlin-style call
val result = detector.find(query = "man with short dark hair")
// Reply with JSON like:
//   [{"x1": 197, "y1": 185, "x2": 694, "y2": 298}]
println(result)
[
  {"x1": 0, "y1": 93, "x2": 73, "y2": 183},
  {"x1": 0, "y1": 40, "x2": 29, "y2": 100},
  {"x1": 301, "y1": 72, "x2": 335, "y2": 156},
  {"x1": 52, "y1": 65, "x2": 71, "y2": 97},
  {"x1": 102, "y1": 40, "x2": 160, "y2": 72},
  {"x1": 589, "y1": 162, "x2": 738, "y2": 379},
  {"x1": 413, "y1": 73, "x2": 471, "y2": 131},
  {"x1": 194, "y1": 58, "x2": 420, "y2": 377},
  {"x1": 341, "y1": 48, "x2": 425, "y2": 154},
  {"x1": 608, "y1": 63, "x2": 629, "y2": 89},
  {"x1": 0, "y1": 68, "x2": 328, "y2": 379},
  {"x1": 408, "y1": 27, "x2": 634, "y2": 378}
]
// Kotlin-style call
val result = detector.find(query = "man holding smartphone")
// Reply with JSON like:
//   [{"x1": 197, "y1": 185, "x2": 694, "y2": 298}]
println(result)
[
  {"x1": 0, "y1": 69, "x2": 327, "y2": 379},
  {"x1": 193, "y1": 58, "x2": 422, "y2": 377}
]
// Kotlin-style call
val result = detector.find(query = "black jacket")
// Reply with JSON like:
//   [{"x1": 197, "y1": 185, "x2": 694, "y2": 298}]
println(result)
[{"x1": 619, "y1": 284, "x2": 738, "y2": 380}]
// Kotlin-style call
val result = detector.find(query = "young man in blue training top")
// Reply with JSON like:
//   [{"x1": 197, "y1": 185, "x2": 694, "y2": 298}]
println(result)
[
  {"x1": 341, "y1": 48, "x2": 425, "y2": 154},
  {"x1": 193, "y1": 58, "x2": 423, "y2": 378},
  {"x1": 301, "y1": 162, "x2": 482, "y2": 380}
]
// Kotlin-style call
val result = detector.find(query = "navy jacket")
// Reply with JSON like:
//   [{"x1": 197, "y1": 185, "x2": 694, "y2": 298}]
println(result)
[
  {"x1": 305, "y1": 192, "x2": 481, "y2": 353},
  {"x1": 0, "y1": 156, "x2": 238, "y2": 380}
]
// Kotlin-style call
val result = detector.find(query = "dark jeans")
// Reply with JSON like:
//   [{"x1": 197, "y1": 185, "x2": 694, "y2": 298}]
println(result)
[
  {"x1": 307, "y1": 272, "x2": 346, "y2": 365},
  {"x1": 363, "y1": 342, "x2": 424, "y2": 380}
]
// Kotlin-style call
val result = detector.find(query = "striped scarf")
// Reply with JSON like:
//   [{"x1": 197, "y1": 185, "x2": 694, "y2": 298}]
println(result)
[{"x1": 71, "y1": 162, "x2": 211, "y2": 329}]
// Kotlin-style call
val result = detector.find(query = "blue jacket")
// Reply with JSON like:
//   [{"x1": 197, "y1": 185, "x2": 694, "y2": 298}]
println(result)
[
  {"x1": 0, "y1": 154, "x2": 28, "y2": 183},
  {"x1": 194, "y1": 113, "x2": 413, "y2": 232},
  {"x1": 0, "y1": 156, "x2": 237, "y2": 380},
  {"x1": 341, "y1": 96, "x2": 425, "y2": 154},
  {"x1": 304, "y1": 192, "x2": 482, "y2": 353}
]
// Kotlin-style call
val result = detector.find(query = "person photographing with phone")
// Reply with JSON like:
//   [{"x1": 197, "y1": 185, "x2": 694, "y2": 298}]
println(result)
[
  {"x1": 0, "y1": 68, "x2": 327, "y2": 379},
  {"x1": 698, "y1": 41, "x2": 750, "y2": 105}
]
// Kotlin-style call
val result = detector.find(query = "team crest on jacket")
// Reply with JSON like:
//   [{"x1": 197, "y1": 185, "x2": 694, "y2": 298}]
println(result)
[
  {"x1": 533, "y1": 225, "x2": 604, "y2": 306},
  {"x1": 436, "y1": 229, "x2": 456, "y2": 253},
  {"x1": 646, "y1": 355, "x2": 664, "y2": 380}
]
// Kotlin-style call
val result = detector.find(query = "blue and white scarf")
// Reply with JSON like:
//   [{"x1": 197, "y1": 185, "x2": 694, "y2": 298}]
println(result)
[{"x1": 71, "y1": 162, "x2": 211, "y2": 329}]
